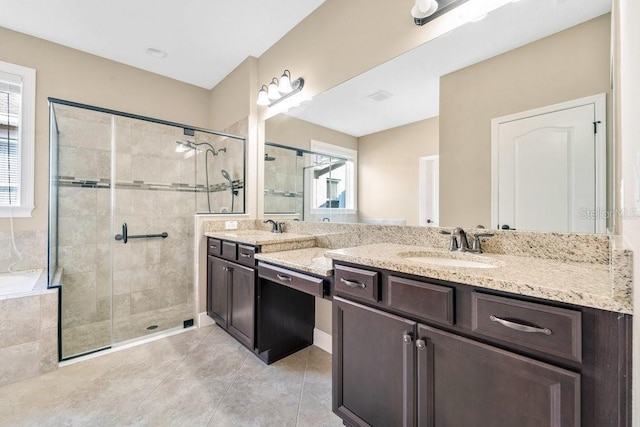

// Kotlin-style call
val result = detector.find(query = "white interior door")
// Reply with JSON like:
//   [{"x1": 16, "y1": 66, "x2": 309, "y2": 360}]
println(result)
[
  {"x1": 419, "y1": 155, "x2": 439, "y2": 226},
  {"x1": 492, "y1": 95, "x2": 605, "y2": 233}
]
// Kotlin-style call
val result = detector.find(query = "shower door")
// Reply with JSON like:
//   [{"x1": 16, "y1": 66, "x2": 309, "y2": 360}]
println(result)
[{"x1": 110, "y1": 117, "x2": 196, "y2": 344}]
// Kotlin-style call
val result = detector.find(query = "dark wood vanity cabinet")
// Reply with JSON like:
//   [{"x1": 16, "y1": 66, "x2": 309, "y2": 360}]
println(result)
[
  {"x1": 206, "y1": 238, "x2": 257, "y2": 349},
  {"x1": 332, "y1": 262, "x2": 631, "y2": 427}
]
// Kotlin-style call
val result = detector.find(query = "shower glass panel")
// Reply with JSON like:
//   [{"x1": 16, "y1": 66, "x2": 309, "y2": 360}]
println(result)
[{"x1": 49, "y1": 100, "x2": 246, "y2": 359}]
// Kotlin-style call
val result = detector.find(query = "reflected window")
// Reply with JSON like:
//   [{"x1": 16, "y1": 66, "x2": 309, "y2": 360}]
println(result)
[{"x1": 310, "y1": 141, "x2": 356, "y2": 212}]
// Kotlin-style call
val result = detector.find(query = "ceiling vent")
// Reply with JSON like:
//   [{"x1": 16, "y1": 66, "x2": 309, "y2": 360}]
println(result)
[{"x1": 367, "y1": 90, "x2": 394, "y2": 102}]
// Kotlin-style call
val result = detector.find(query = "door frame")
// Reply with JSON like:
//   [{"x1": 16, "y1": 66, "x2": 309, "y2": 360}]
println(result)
[{"x1": 490, "y1": 93, "x2": 607, "y2": 232}]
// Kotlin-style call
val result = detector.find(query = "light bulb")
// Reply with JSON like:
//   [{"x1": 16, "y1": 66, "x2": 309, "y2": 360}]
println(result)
[
  {"x1": 267, "y1": 78, "x2": 281, "y2": 100},
  {"x1": 257, "y1": 85, "x2": 269, "y2": 105},
  {"x1": 411, "y1": 0, "x2": 438, "y2": 18},
  {"x1": 278, "y1": 70, "x2": 292, "y2": 94}
]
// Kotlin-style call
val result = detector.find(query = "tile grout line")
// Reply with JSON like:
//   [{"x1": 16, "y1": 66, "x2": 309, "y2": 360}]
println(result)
[{"x1": 295, "y1": 348, "x2": 312, "y2": 427}]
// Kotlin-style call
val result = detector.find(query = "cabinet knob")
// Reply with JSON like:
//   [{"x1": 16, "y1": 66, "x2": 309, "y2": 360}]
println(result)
[
  {"x1": 403, "y1": 334, "x2": 413, "y2": 344},
  {"x1": 416, "y1": 339, "x2": 426, "y2": 350}
]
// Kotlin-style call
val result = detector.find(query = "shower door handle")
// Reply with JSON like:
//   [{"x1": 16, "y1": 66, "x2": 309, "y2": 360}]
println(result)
[{"x1": 115, "y1": 223, "x2": 128, "y2": 244}]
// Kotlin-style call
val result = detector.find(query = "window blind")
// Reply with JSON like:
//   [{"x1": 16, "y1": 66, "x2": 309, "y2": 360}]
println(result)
[{"x1": 0, "y1": 75, "x2": 21, "y2": 206}]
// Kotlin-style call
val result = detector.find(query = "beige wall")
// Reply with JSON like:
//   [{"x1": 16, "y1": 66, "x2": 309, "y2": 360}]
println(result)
[
  {"x1": 208, "y1": 56, "x2": 257, "y2": 131},
  {"x1": 0, "y1": 27, "x2": 210, "y2": 232},
  {"x1": 265, "y1": 114, "x2": 358, "y2": 151},
  {"x1": 358, "y1": 117, "x2": 439, "y2": 225},
  {"x1": 439, "y1": 14, "x2": 611, "y2": 228}
]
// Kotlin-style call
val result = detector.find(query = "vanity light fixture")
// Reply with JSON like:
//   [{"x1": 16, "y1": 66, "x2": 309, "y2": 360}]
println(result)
[{"x1": 257, "y1": 69, "x2": 305, "y2": 107}]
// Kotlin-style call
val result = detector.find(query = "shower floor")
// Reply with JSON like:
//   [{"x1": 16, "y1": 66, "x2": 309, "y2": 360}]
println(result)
[{"x1": 62, "y1": 303, "x2": 194, "y2": 359}]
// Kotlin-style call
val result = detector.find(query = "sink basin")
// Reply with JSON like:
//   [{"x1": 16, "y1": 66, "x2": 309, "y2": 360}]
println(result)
[{"x1": 398, "y1": 251, "x2": 503, "y2": 269}]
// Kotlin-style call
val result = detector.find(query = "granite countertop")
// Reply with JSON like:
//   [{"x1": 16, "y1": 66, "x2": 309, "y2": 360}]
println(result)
[
  {"x1": 204, "y1": 230, "x2": 316, "y2": 253},
  {"x1": 255, "y1": 247, "x2": 334, "y2": 277},
  {"x1": 324, "y1": 243, "x2": 631, "y2": 314}
]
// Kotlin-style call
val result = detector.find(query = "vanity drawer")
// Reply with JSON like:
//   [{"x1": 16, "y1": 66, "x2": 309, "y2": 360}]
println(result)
[
  {"x1": 258, "y1": 263, "x2": 324, "y2": 297},
  {"x1": 207, "y1": 238, "x2": 222, "y2": 256},
  {"x1": 384, "y1": 276, "x2": 454, "y2": 325},
  {"x1": 221, "y1": 241, "x2": 237, "y2": 261},
  {"x1": 237, "y1": 244, "x2": 257, "y2": 267},
  {"x1": 334, "y1": 265, "x2": 379, "y2": 303},
  {"x1": 471, "y1": 293, "x2": 582, "y2": 362}
]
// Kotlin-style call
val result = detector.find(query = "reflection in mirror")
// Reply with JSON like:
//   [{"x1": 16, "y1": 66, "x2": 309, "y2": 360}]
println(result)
[
  {"x1": 264, "y1": 142, "x2": 357, "y2": 222},
  {"x1": 263, "y1": 0, "x2": 612, "y2": 232}
]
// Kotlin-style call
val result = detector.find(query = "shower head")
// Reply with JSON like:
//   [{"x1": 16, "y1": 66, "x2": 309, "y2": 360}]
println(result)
[
  {"x1": 264, "y1": 153, "x2": 276, "y2": 161},
  {"x1": 221, "y1": 169, "x2": 232, "y2": 183}
]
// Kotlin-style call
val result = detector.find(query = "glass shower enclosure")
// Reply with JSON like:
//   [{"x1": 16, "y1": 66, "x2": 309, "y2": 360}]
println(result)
[{"x1": 48, "y1": 99, "x2": 246, "y2": 359}]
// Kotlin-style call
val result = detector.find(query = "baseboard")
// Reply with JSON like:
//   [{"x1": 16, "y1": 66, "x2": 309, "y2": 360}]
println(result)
[
  {"x1": 198, "y1": 312, "x2": 215, "y2": 328},
  {"x1": 313, "y1": 328, "x2": 332, "y2": 354}
]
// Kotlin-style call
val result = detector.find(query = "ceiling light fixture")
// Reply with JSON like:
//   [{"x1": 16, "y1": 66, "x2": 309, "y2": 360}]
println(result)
[
  {"x1": 411, "y1": 0, "x2": 439, "y2": 26},
  {"x1": 257, "y1": 70, "x2": 305, "y2": 108},
  {"x1": 145, "y1": 47, "x2": 167, "y2": 58}
]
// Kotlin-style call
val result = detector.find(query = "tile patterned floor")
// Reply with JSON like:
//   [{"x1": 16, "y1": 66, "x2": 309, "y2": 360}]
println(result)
[{"x1": 0, "y1": 325, "x2": 343, "y2": 426}]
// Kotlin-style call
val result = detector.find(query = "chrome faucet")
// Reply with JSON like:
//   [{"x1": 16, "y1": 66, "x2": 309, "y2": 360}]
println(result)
[
  {"x1": 263, "y1": 219, "x2": 284, "y2": 233},
  {"x1": 441, "y1": 227, "x2": 494, "y2": 253}
]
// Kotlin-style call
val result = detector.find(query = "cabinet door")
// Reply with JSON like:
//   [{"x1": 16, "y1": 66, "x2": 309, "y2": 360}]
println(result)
[
  {"x1": 333, "y1": 297, "x2": 416, "y2": 427},
  {"x1": 207, "y1": 255, "x2": 229, "y2": 329},
  {"x1": 228, "y1": 262, "x2": 256, "y2": 349},
  {"x1": 416, "y1": 324, "x2": 580, "y2": 427}
]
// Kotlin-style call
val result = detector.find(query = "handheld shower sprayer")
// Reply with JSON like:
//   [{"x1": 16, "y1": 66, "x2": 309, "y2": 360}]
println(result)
[{"x1": 221, "y1": 169, "x2": 237, "y2": 212}]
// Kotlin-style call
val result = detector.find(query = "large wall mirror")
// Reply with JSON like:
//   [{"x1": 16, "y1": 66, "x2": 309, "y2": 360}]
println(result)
[{"x1": 263, "y1": 0, "x2": 613, "y2": 233}]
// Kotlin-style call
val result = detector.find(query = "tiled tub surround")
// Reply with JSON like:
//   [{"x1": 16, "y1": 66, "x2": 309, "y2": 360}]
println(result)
[
  {"x1": 0, "y1": 230, "x2": 48, "y2": 273},
  {"x1": 0, "y1": 287, "x2": 58, "y2": 387},
  {"x1": 201, "y1": 220, "x2": 632, "y2": 313}
]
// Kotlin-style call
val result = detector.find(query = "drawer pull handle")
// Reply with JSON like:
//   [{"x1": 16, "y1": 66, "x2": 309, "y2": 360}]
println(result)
[
  {"x1": 210, "y1": 245, "x2": 218, "y2": 249},
  {"x1": 223, "y1": 267, "x2": 233, "y2": 272},
  {"x1": 340, "y1": 278, "x2": 366, "y2": 289},
  {"x1": 490, "y1": 315, "x2": 552, "y2": 335},
  {"x1": 403, "y1": 334, "x2": 413, "y2": 344},
  {"x1": 276, "y1": 274, "x2": 292, "y2": 282},
  {"x1": 415, "y1": 339, "x2": 426, "y2": 350},
  {"x1": 239, "y1": 252, "x2": 252, "y2": 258}
]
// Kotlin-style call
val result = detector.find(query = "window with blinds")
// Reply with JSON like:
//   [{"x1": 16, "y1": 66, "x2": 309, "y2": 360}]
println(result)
[
  {"x1": 0, "y1": 73, "x2": 21, "y2": 206},
  {"x1": 0, "y1": 61, "x2": 35, "y2": 217}
]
